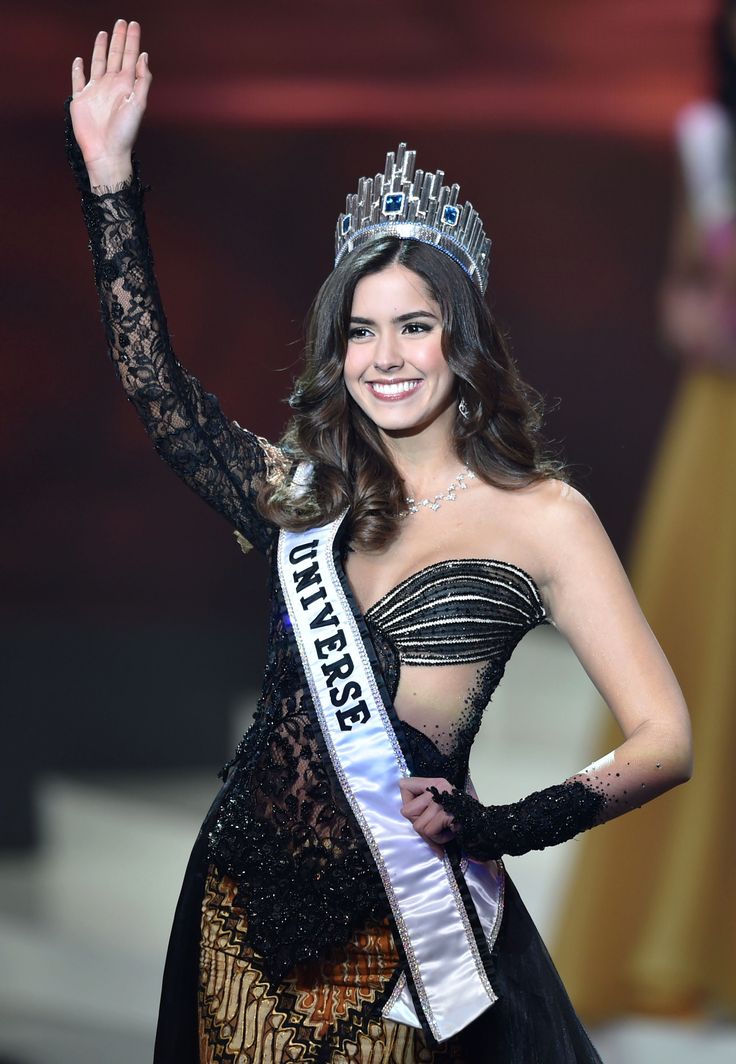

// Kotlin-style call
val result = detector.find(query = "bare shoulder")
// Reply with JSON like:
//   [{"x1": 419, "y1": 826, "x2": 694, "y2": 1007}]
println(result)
[
  {"x1": 513, "y1": 477, "x2": 599, "y2": 533},
  {"x1": 466, "y1": 475, "x2": 613, "y2": 596},
  {"x1": 512, "y1": 478, "x2": 612, "y2": 586}
]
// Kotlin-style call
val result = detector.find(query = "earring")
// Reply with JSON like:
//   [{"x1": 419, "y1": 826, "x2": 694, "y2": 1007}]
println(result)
[{"x1": 458, "y1": 397, "x2": 470, "y2": 420}]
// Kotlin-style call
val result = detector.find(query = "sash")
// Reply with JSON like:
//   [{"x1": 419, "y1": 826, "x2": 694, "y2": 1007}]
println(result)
[{"x1": 277, "y1": 508, "x2": 504, "y2": 1042}]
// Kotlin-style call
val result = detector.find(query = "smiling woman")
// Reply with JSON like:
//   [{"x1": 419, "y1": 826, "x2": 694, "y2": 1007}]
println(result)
[
  {"x1": 67, "y1": 17, "x2": 691, "y2": 1064},
  {"x1": 344, "y1": 267, "x2": 454, "y2": 431},
  {"x1": 261, "y1": 234, "x2": 563, "y2": 554}
]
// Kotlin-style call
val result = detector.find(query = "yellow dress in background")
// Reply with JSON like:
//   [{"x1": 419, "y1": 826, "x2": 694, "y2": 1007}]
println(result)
[{"x1": 554, "y1": 366, "x2": 736, "y2": 1022}]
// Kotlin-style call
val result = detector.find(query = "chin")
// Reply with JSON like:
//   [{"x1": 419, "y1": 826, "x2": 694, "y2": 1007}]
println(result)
[
  {"x1": 347, "y1": 383, "x2": 454, "y2": 435},
  {"x1": 363, "y1": 406, "x2": 437, "y2": 435}
]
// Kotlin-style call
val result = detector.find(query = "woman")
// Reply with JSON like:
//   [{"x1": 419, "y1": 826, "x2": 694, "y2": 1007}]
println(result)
[
  {"x1": 67, "y1": 19, "x2": 692, "y2": 1064},
  {"x1": 554, "y1": 1, "x2": 736, "y2": 1024}
]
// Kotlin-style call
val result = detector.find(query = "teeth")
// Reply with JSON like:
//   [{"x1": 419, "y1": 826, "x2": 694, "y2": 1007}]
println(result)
[{"x1": 369, "y1": 381, "x2": 420, "y2": 396}]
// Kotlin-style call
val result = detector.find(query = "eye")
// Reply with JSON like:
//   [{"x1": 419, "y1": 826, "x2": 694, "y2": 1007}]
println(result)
[
  {"x1": 348, "y1": 326, "x2": 373, "y2": 341},
  {"x1": 402, "y1": 321, "x2": 432, "y2": 334}
]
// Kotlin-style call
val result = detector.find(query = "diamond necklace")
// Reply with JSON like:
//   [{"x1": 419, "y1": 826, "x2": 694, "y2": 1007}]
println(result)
[{"x1": 399, "y1": 466, "x2": 476, "y2": 518}]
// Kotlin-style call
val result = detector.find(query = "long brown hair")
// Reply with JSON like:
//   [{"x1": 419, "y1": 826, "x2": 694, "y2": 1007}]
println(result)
[{"x1": 259, "y1": 236, "x2": 567, "y2": 551}]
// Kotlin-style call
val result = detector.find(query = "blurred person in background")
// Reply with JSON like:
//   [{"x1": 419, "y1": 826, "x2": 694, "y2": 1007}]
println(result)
[
  {"x1": 555, "y1": 0, "x2": 736, "y2": 1028},
  {"x1": 66, "y1": 17, "x2": 692, "y2": 1064}
]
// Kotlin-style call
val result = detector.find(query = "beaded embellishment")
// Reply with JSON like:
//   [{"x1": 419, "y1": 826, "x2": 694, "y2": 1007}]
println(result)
[{"x1": 399, "y1": 467, "x2": 476, "y2": 517}]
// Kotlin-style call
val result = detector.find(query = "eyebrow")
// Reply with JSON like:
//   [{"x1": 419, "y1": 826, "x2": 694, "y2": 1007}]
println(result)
[{"x1": 349, "y1": 310, "x2": 439, "y2": 325}]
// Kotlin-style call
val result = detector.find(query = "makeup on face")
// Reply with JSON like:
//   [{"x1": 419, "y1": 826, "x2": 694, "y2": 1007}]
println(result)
[{"x1": 343, "y1": 265, "x2": 456, "y2": 431}]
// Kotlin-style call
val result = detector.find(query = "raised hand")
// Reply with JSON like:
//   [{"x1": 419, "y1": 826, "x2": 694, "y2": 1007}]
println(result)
[{"x1": 70, "y1": 19, "x2": 152, "y2": 187}]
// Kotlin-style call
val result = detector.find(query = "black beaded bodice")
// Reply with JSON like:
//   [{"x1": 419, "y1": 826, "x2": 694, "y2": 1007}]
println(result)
[
  {"x1": 365, "y1": 558, "x2": 546, "y2": 666},
  {"x1": 363, "y1": 559, "x2": 547, "y2": 786},
  {"x1": 66, "y1": 106, "x2": 548, "y2": 981}
]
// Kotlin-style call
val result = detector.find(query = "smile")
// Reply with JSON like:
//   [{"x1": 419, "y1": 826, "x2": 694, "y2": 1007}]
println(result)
[{"x1": 366, "y1": 380, "x2": 423, "y2": 401}]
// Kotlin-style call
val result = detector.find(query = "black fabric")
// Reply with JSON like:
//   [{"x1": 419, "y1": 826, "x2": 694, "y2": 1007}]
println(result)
[
  {"x1": 153, "y1": 821, "x2": 214, "y2": 1062},
  {"x1": 432, "y1": 781, "x2": 606, "y2": 861},
  {"x1": 457, "y1": 876, "x2": 602, "y2": 1062},
  {"x1": 364, "y1": 557, "x2": 547, "y2": 666}
]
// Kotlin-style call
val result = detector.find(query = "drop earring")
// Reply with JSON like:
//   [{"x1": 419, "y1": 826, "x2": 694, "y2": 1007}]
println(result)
[{"x1": 458, "y1": 397, "x2": 470, "y2": 420}]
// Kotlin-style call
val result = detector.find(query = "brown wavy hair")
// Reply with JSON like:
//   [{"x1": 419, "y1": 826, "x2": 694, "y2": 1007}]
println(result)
[{"x1": 259, "y1": 236, "x2": 567, "y2": 551}]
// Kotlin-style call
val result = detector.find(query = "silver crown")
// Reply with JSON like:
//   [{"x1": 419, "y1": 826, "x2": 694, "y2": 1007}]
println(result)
[{"x1": 335, "y1": 143, "x2": 491, "y2": 293}]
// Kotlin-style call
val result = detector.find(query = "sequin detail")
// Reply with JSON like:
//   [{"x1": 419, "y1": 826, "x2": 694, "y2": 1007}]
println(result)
[
  {"x1": 365, "y1": 559, "x2": 547, "y2": 666},
  {"x1": 432, "y1": 782, "x2": 606, "y2": 862}
]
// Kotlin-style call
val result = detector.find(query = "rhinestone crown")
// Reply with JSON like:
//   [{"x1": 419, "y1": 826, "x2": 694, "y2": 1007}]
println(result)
[{"x1": 335, "y1": 143, "x2": 492, "y2": 293}]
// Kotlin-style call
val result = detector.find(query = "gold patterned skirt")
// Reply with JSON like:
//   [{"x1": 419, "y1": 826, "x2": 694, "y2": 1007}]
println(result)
[{"x1": 198, "y1": 864, "x2": 469, "y2": 1064}]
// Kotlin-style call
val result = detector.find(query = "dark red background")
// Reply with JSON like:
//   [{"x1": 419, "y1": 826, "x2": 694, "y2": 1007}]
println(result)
[{"x1": 1, "y1": 1, "x2": 713, "y2": 844}]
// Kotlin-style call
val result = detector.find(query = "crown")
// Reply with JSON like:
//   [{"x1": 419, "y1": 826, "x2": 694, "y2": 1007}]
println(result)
[{"x1": 334, "y1": 143, "x2": 491, "y2": 293}]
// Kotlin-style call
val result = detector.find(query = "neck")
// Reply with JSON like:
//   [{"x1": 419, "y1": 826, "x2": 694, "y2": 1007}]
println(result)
[{"x1": 379, "y1": 405, "x2": 461, "y2": 495}]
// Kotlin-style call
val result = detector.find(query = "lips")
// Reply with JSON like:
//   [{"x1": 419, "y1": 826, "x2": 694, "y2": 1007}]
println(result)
[{"x1": 365, "y1": 379, "x2": 423, "y2": 401}]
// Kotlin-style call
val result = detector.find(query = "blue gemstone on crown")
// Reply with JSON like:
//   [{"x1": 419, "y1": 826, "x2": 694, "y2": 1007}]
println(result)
[
  {"x1": 383, "y1": 192, "x2": 405, "y2": 215},
  {"x1": 334, "y1": 143, "x2": 491, "y2": 293}
]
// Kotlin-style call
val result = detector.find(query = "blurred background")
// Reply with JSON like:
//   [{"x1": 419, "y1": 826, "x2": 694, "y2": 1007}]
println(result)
[{"x1": 2, "y1": 1, "x2": 734, "y2": 1061}]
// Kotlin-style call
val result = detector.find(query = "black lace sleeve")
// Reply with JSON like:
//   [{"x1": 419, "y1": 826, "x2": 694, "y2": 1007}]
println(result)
[
  {"x1": 65, "y1": 99, "x2": 286, "y2": 554},
  {"x1": 431, "y1": 780, "x2": 606, "y2": 862}
]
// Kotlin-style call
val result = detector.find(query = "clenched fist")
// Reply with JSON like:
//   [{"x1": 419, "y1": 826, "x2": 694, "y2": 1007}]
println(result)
[{"x1": 399, "y1": 776, "x2": 457, "y2": 853}]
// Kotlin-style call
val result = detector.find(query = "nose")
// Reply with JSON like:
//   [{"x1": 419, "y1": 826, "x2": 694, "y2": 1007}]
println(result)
[{"x1": 373, "y1": 331, "x2": 404, "y2": 372}]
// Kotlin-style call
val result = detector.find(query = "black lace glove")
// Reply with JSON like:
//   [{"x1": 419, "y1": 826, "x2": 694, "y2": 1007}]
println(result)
[{"x1": 430, "y1": 780, "x2": 606, "y2": 862}]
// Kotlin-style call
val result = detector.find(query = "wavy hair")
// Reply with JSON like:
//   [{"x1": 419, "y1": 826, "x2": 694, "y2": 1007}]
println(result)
[{"x1": 259, "y1": 236, "x2": 567, "y2": 551}]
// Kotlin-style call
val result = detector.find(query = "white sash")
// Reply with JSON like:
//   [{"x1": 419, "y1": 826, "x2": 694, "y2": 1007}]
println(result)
[{"x1": 277, "y1": 510, "x2": 504, "y2": 1042}]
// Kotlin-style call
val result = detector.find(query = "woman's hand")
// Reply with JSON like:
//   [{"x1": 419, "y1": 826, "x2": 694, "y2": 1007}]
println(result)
[
  {"x1": 70, "y1": 19, "x2": 152, "y2": 187},
  {"x1": 399, "y1": 776, "x2": 457, "y2": 853}
]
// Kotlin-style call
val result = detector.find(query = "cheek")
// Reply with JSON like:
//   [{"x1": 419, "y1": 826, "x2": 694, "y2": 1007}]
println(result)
[
  {"x1": 342, "y1": 349, "x2": 364, "y2": 398},
  {"x1": 424, "y1": 340, "x2": 454, "y2": 389},
  {"x1": 344, "y1": 341, "x2": 376, "y2": 372}
]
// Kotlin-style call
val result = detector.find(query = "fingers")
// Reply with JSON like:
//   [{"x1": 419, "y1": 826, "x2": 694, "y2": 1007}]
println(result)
[
  {"x1": 399, "y1": 777, "x2": 451, "y2": 817},
  {"x1": 90, "y1": 29, "x2": 108, "y2": 81},
  {"x1": 84, "y1": 21, "x2": 146, "y2": 91},
  {"x1": 399, "y1": 777, "x2": 429, "y2": 799},
  {"x1": 106, "y1": 18, "x2": 128, "y2": 74},
  {"x1": 399, "y1": 784, "x2": 434, "y2": 818},
  {"x1": 134, "y1": 52, "x2": 152, "y2": 106},
  {"x1": 400, "y1": 793, "x2": 430, "y2": 818},
  {"x1": 399, "y1": 776, "x2": 456, "y2": 851},
  {"x1": 401, "y1": 792, "x2": 454, "y2": 838},
  {"x1": 412, "y1": 803, "x2": 450, "y2": 838},
  {"x1": 121, "y1": 21, "x2": 141, "y2": 76},
  {"x1": 71, "y1": 57, "x2": 85, "y2": 96},
  {"x1": 414, "y1": 814, "x2": 455, "y2": 850}
]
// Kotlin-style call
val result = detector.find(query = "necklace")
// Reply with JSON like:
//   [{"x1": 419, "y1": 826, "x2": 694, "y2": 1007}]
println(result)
[{"x1": 399, "y1": 467, "x2": 476, "y2": 517}]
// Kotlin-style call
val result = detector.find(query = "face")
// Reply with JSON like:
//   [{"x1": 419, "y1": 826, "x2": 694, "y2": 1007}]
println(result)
[{"x1": 343, "y1": 263, "x2": 457, "y2": 435}]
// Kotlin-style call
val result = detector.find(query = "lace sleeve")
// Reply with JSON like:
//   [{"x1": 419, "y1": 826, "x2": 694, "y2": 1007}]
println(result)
[{"x1": 64, "y1": 99, "x2": 287, "y2": 554}]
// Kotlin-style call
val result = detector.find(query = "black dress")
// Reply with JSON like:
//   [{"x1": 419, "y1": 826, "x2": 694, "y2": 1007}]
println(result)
[{"x1": 66, "y1": 106, "x2": 602, "y2": 1064}]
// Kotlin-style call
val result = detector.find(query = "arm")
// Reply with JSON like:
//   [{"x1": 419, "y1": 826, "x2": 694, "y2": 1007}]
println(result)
[
  {"x1": 68, "y1": 21, "x2": 287, "y2": 553},
  {"x1": 401, "y1": 482, "x2": 693, "y2": 861}
]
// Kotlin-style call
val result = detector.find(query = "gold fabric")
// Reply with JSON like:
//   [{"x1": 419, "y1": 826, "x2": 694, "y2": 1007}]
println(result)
[
  {"x1": 198, "y1": 865, "x2": 466, "y2": 1063},
  {"x1": 553, "y1": 368, "x2": 736, "y2": 1022}
]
